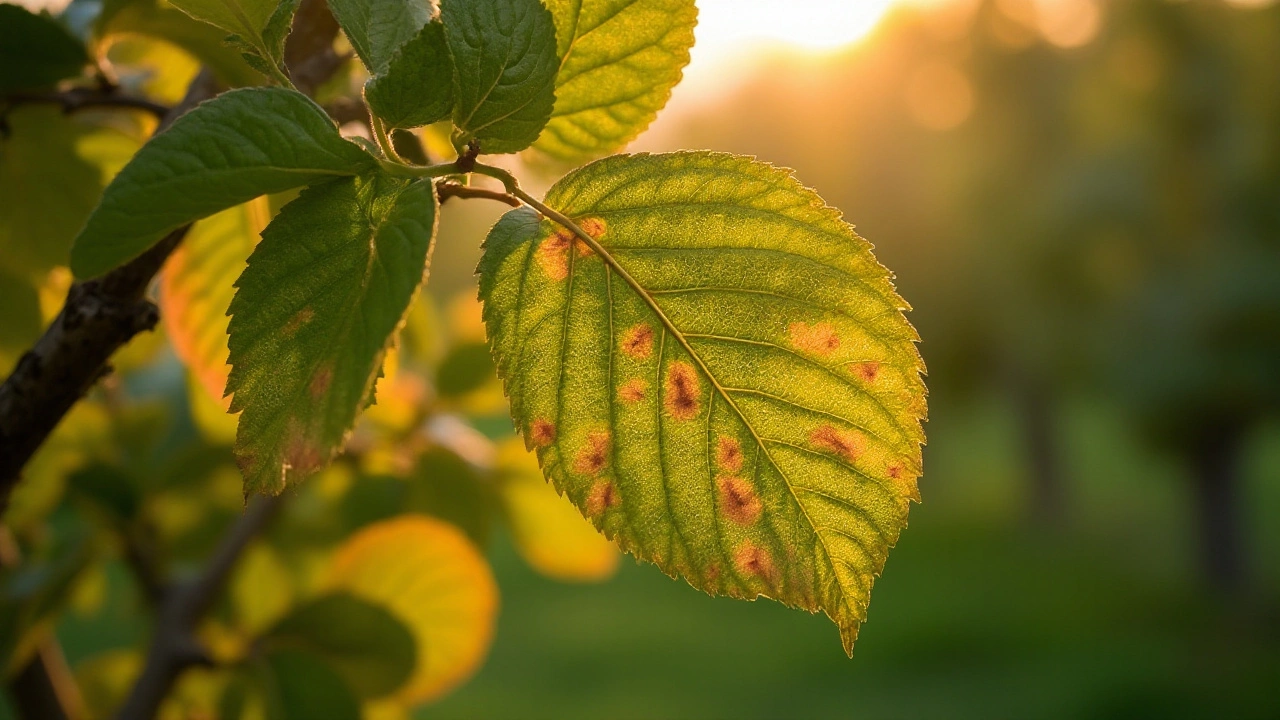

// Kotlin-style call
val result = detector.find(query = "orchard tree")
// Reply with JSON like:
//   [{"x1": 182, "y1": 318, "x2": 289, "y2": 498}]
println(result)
[{"x1": 0, "y1": 0, "x2": 927, "y2": 718}]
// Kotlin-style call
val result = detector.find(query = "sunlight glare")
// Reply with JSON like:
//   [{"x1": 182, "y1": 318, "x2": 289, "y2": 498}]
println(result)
[{"x1": 693, "y1": 0, "x2": 902, "y2": 58}]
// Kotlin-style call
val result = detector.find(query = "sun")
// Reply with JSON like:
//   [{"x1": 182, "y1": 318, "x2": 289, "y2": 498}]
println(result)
[{"x1": 692, "y1": 0, "x2": 902, "y2": 57}]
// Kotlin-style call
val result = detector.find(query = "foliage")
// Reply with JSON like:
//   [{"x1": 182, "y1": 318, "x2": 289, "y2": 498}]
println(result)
[{"x1": 0, "y1": 0, "x2": 926, "y2": 716}]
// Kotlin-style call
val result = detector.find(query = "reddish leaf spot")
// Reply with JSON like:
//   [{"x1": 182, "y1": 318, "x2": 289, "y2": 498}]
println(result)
[
  {"x1": 578, "y1": 216, "x2": 607, "y2": 243},
  {"x1": 887, "y1": 463, "x2": 921, "y2": 501},
  {"x1": 810, "y1": 425, "x2": 866, "y2": 463},
  {"x1": 573, "y1": 430, "x2": 611, "y2": 475},
  {"x1": 706, "y1": 564, "x2": 721, "y2": 582},
  {"x1": 530, "y1": 419, "x2": 556, "y2": 447},
  {"x1": 718, "y1": 476, "x2": 762, "y2": 525},
  {"x1": 586, "y1": 479, "x2": 619, "y2": 517},
  {"x1": 282, "y1": 307, "x2": 315, "y2": 337},
  {"x1": 664, "y1": 361, "x2": 701, "y2": 421},
  {"x1": 733, "y1": 541, "x2": 777, "y2": 582},
  {"x1": 716, "y1": 435, "x2": 743, "y2": 473},
  {"x1": 620, "y1": 323, "x2": 653, "y2": 360},
  {"x1": 308, "y1": 363, "x2": 333, "y2": 399},
  {"x1": 536, "y1": 233, "x2": 571, "y2": 281},
  {"x1": 283, "y1": 419, "x2": 324, "y2": 481},
  {"x1": 853, "y1": 361, "x2": 880, "y2": 383},
  {"x1": 789, "y1": 321, "x2": 840, "y2": 356},
  {"x1": 618, "y1": 378, "x2": 646, "y2": 403}
]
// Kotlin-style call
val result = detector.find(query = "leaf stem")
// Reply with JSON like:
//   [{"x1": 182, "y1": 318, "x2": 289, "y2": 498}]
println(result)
[{"x1": 371, "y1": 115, "x2": 404, "y2": 163}]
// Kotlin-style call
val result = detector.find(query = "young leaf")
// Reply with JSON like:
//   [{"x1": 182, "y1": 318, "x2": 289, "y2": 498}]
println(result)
[
  {"x1": 69, "y1": 87, "x2": 375, "y2": 279},
  {"x1": 364, "y1": 21, "x2": 453, "y2": 129},
  {"x1": 322, "y1": 516, "x2": 497, "y2": 704},
  {"x1": 0, "y1": 5, "x2": 89, "y2": 93},
  {"x1": 226, "y1": 174, "x2": 437, "y2": 496},
  {"x1": 263, "y1": 592, "x2": 416, "y2": 699},
  {"x1": 167, "y1": 0, "x2": 296, "y2": 71},
  {"x1": 441, "y1": 0, "x2": 559, "y2": 154},
  {"x1": 479, "y1": 152, "x2": 927, "y2": 655},
  {"x1": 325, "y1": 0, "x2": 431, "y2": 74},
  {"x1": 535, "y1": 0, "x2": 696, "y2": 162}
]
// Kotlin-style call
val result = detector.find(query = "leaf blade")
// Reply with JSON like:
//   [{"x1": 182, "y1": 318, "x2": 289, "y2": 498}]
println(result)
[
  {"x1": 325, "y1": 0, "x2": 431, "y2": 74},
  {"x1": 226, "y1": 173, "x2": 437, "y2": 495},
  {"x1": 364, "y1": 20, "x2": 453, "y2": 129},
  {"x1": 535, "y1": 0, "x2": 696, "y2": 162},
  {"x1": 441, "y1": 0, "x2": 559, "y2": 154},
  {"x1": 0, "y1": 5, "x2": 89, "y2": 93},
  {"x1": 70, "y1": 87, "x2": 375, "y2": 279},
  {"x1": 479, "y1": 152, "x2": 926, "y2": 654}
]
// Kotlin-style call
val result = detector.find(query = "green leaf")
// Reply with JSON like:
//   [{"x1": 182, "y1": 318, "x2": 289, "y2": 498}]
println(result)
[
  {"x1": 264, "y1": 592, "x2": 416, "y2": 699},
  {"x1": 364, "y1": 20, "x2": 453, "y2": 129},
  {"x1": 0, "y1": 106, "x2": 139, "y2": 276},
  {"x1": 0, "y1": 268, "x2": 43, "y2": 377},
  {"x1": 227, "y1": 173, "x2": 438, "y2": 495},
  {"x1": 0, "y1": 5, "x2": 89, "y2": 93},
  {"x1": 325, "y1": 0, "x2": 431, "y2": 74},
  {"x1": 97, "y1": 0, "x2": 263, "y2": 87},
  {"x1": 535, "y1": 0, "x2": 696, "y2": 162},
  {"x1": 69, "y1": 87, "x2": 375, "y2": 279},
  {"x1": 256, "y1": 649, "x2": 361, "y2": 720},
  {"x1": 167, "y1": 0, "x2": 295, "y2": 70},
  {"x1": 479, "y1": 152, "x2": 927, "y2": 655},
  {"x1": 435, "y1": 342, "x2": 497, "y2": 399},
  {"x1": 441, "y1": 0, "x2": 559, "y2": 154}
]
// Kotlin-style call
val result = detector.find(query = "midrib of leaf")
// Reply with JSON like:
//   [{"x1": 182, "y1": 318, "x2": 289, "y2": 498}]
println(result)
[
  {"x1": 554, "y1": 0, "x2": 637, "y2": 75},
  {"x1": 538, "y1": 202, "x2": 862, "y2": 623},
  {"x1": 216, "y1": 0, "x2": 266, "y2": 50}
]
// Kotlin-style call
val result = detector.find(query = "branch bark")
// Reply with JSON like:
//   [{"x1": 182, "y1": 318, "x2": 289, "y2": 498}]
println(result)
[
  {"x1": 113, "y1": 495, "x2": 282, "y2": 720},
  {"x1": 0, "y1": 71, "x2": 219, "y2": 513}
]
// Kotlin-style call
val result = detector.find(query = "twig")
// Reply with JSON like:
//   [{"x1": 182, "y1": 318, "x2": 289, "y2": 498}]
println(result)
[
  {"x1": 2, "y1": 88, "x2": 170, "y2": 119},
  {"x1": 437, "y1": 182, "x2": 521, "y2": 207},
  {"x1": 113, "y1": 495, "x2": 282, "y2": 720}
]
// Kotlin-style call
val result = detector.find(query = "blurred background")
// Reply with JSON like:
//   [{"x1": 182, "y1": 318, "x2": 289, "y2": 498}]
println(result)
[
  {"x1": 426, "y1": 0, "x2": 1280, "y2": 717},
  {"x1": 3, "y1": 0, "x2": 1279, "y2": 718}
]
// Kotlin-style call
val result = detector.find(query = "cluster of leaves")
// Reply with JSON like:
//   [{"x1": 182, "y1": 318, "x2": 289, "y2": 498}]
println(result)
[{"x1": 3, "y1": 0, "x2": 926, "y2": 712}]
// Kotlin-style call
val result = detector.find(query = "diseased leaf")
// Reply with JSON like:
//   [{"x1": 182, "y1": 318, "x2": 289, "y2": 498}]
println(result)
[
  {"x1": 322, "y1": 516, "x2": 497, "y2": 704},
  {"x1": 479, "y1": 151, "x2": 927, "y2": 655},
  {"x1": 264, "y1": 592, "x2": 416, "y2": 699},
  {"x1": 325, "y1": 0, "x2": 431, "y2": 74},
  {"x1": 535, "y1": 0, "x2": 696, "y2": 162},
  {"x1": 70, "y1": 87, "x2": 375, "y2": 279},
  {"x1": 0, "y1": 5, "x2": 89, "y2": 93},
  {"x1": 160, "y1": 198, "x2": 270, "y2": 407},
  {"x1": 441, "y1": 0, "x2": 559, "y2": 154},
  {"x1": 496, "y1": 438, "x2": 619, "y2": 582},
  {"x1": 364, "y1": 20, "x2": 453, "y2": 129},
  {"x1": 227, "y1": 173, "x2": 437, "y2": 495},
  {"x1": 0, "y1": 107, "x2": 139, "y2": 276}
]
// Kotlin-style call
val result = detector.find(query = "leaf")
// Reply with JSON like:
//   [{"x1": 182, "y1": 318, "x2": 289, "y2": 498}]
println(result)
[
  {"x1": 160, "y1": 198, "x2": 270, "y2": 407},
  {"x1": 478, "y1": 151, "x2": 926, "y2": 655},
  {"x1": 226, "y1": 173, "x2": 437, "y2": 495},
  {"x1": 534, "y1": 0, "x2": 696, "y2": 162},
  {"x1": 435, "y1": 342, "x2": 496, "y2": 399},
  {"x1": 97, "y1": 0, "x2": 263, "y2": 87},
  {"x1": 0, "y1": 106, "x2": 140, "y2": 276},
  {"x1": 496, "y1": 438, "x2": 619, "y2": 582},
  {"x1": 257, "y1": 649, "x2": 362, "y2": 720},
  {"x1": 325, "y1": 0, "x2": 431, "y2": 74},
  {"x1": 0, "y1": 5, "x2": 89, "y2": 93},
  {"x1": 263, "y1": 592, "x2": 416, "y2": 699},
  {"x1": 70, "y1": 87, "x2": 375, "y2": 279},
  {"x1": 230, "y1": 542, "x2": 294, "y2": 635},
  {"x1": 364, "y1": 20, "x2": 453, "y2": 129},
  {"x1": 441, "y1": 0, "x2": 559, "y2": 154},
  {"x1": 322, "y1": 516, "x2": 497, "y2": 703},
  {"x1": 167, "y1": 0, "x2": 296, "y2": 69},
  {"x1": 0, "y1": 269, "x2": 43, "y2": 377}
]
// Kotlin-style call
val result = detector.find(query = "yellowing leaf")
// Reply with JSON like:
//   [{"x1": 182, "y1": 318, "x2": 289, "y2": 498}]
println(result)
[
  {"x1": 535, "y1": 0, "x2": 696, "y2": 162},
  {"x1": 322, "y1": 515, "x2": 497, "y2": 703},
  {"x1": 479, "y1": 152, "x2": 926, "y2": 655},
  {"x1": 497, "y1": 438, "x2": 618, "y2": 582}
]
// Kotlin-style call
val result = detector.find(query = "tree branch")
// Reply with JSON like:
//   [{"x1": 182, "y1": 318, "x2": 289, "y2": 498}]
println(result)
[
  {"x1": 1, "y1": 88, "x2": 170, "y2": 122},
  {"x1": 0, "y1": 70, "x2": 218, "y2": 513},
  {"x1": 437, "y1": 182, "x2": 522, "y2": 207},
  {"x1": 113, "y1": 494, "x2": 282, "y2": 720}
]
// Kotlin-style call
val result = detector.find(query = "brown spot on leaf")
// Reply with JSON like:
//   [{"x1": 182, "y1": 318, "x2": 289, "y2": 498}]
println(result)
[
  {"x1": 716, "y1": 435, "x2": 743, "y2": 473},
  {"x1": 664, "y1": 361, "x2": 701, "y2": 421},
  {"x1": 530, "y1": 419, "x2": 556, "y2": 447},
  {"x1": 536, "y1": 233, "x2": 571, "y2": 281},
  {"x1": 618, "y1": 378, "x2": 646, "y2": 403},
  {"x1": 586, "y1": 479, "x2": 619, "y2": 517},
  {"x1": 733, "y1": 541, "x2": 777, "y2": 582},
  {"x1": 308, "y1": 363, "x2": 333, "y2": 399},
  {"x1": 578, "y1": 216, "x2": 607, "y2": 243},
  {"x1": 573, "y1": 431, "x2": 611, "y2": 475},
  {"x1": 887, "y1": 463, "x2": 922, "y2": 501},
  {"x1": 853, "y1": 361, "x2": 880, "y2": 383},
  {"x1": 789, "y1": 321, "x2": 840, "y2": 356},
  {"x1": 283, "y1": 419, "x2": 324, "y2": 482},
  {"x1": 620, "y1": 323, "x2": 653, "y2": 359},
  {"x1": 282, "y1": 307, "x2": 315, "y2": 337},
  {"x1": 718, "y1": 476, "x2": 762, "y2": 525},
  {"x1": 706, "y1": 564, "x2": 721, "y2": 582},
  {"x1": 810, "y1": 425, "x2": 866, "y2": 463}
]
